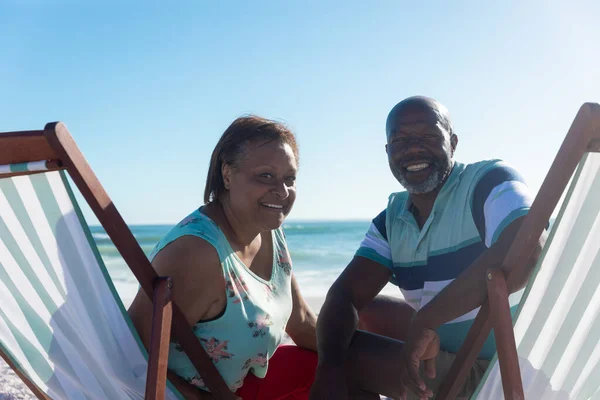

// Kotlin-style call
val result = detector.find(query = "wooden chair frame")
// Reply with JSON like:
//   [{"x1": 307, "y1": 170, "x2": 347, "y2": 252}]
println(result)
[
  {"x1": 0, "y1": 123, "x2": 235, "y2": 400},
  {"x1": 437, "y1": 103, "x2": 600, "y2": 399}
]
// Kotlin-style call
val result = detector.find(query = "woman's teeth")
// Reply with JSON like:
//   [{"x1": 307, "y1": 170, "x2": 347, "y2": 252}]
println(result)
[{"x1": 262, "y1": 203, "x2": 283, "y2": 209}]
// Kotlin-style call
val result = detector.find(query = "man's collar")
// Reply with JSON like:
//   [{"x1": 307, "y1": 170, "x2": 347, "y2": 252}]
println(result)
[{"x1": 398, "y1": 161, "x2": 464, "y2": 218}]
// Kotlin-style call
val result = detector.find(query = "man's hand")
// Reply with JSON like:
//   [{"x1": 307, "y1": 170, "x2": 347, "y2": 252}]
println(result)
[
  {"x1": 420, "y1": 328, "x2": 440, "y2": 380},
  {"x1": 309, "y1": 363, "x2": 348, "y2": 400},
  {"x1": 399, "y1": 325, "x2": 439, "y2": 399}
]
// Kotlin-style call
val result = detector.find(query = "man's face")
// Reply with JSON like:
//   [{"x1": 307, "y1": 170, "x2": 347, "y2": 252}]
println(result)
[{"x1": 386, "y1": 109, "x2": 457, "y2": 194}]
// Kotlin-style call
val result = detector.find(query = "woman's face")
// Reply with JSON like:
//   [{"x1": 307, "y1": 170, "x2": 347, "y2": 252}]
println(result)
[{"x1": 223, "y1": 139, "x2": 297, "y2": 231}]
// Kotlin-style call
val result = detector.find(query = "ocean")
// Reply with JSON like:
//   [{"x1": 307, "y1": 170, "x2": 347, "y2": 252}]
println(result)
[{"x1": 89, "y1": 221, "x2": 400, "y2": 308}]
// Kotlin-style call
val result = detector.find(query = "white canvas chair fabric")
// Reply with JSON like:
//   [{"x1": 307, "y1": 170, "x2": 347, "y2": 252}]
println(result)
[
  {"x1": 0, "y1": 163, "x2": 183, "y2": 399},
  {"x1": 475, "y1": 152, "x2": 600, "y2": 399}
]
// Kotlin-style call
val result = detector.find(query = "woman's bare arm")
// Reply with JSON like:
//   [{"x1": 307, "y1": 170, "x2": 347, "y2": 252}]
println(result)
[
  {"x1": 285, "y1": 274, "x2": 318, "y2": 351},
  {"x1": 128, "y1": 236, "x2": 227, "y2": 397}
]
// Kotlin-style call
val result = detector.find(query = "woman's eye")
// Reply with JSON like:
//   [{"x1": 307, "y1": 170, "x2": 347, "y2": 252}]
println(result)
[
  {"x1": 286, "y1": 176, "x2": 296, "y2": 182},
  {"x1": 259, "y1": 173, "x2": 273, "y2": 179}
]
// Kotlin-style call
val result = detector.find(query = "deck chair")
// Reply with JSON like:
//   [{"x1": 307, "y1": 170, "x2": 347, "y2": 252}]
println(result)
[
  {"x1": 436, "y1": 103, "x2": 600, "y2": 399},
  {"x1": 0, "y1": 123, "x2": 236, "y2": 399}
]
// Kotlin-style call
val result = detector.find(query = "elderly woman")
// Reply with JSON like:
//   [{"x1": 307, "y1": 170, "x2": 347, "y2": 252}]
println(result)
[{"x1": 128, "y1": 116, "x2": 317, "y2": 399}]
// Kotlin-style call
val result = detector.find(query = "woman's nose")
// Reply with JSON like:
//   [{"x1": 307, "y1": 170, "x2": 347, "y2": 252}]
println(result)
[{"x1": 273, "y1": 182, "x2": 289, "y2": 199}]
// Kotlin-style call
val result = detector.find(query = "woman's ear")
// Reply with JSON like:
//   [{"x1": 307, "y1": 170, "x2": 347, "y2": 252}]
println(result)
[{"x1": 221, "y1": 163, "x2": 232, "y2": 190}]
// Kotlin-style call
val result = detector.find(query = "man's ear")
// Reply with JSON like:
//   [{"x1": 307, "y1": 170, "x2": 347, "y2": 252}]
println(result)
[
  {"x1": 385, "y1": 144, "x2": 389, "y2": 155},
  {"x1": 450, "y1": 134, "x2": 458, "y2": 155}
]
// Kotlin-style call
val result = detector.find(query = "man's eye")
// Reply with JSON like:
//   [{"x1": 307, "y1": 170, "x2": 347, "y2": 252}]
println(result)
[
  {"x1": 286, "y1": 176, "x2": 296, "y2": 182},
  {"x1": 260, "y1": 173, "x2": 273, "y2": 179}
]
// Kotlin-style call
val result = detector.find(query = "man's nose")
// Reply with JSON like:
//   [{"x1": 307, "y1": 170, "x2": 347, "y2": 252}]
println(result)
[
  {"x1": 391, "y1": 143, "x2": 426, "y2": 161},
  {"x1": 401, "y1": 137, "x2": 427, "y2": 151}
]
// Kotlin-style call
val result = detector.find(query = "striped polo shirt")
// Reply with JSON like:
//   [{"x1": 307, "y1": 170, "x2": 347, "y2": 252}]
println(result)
[{"x1": 356, "y1": 160, "x2": 533, "y2": 359}]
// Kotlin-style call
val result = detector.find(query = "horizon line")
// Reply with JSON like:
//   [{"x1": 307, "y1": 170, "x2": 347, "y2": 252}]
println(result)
[{"x1": 88, "y1": 218, "x2": 373, "y2": 227}]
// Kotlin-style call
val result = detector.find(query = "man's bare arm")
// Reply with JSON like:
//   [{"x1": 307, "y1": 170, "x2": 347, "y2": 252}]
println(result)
[
  {"x1": 316, "y1": 256, "x2": 392, "y2": 366},
  {"x1": 413, "y1": 216, "x2": 546, "y2": 330}
]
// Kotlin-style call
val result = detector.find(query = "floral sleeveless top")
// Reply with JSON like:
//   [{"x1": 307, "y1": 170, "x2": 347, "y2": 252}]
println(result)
[{"x1": 148, "y1": 208, "x2": 294, "y2": 392}]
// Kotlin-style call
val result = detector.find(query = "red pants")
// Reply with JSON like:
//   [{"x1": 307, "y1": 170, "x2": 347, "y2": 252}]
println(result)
[{"x1": 236, "y1": 345, "x2": 318, "y2": 400}]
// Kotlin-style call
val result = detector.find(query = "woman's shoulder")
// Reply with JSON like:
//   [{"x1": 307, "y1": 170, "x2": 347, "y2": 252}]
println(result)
[
  {"x1": 149, "y1": 208, "x2": 227, "y2": 261},
  {"x1": 177, "y1": 208, "x2": 222, "y2": 233},
  {"x1": 272, "y1": 227, "x2": 293, "y2": 277},
  {"x1": 150, "y1": 226, "x2": 226, "y2": 326},
  {"x1": 150, "y1": 214, "x2": 225, "y2": 290},
  {"x1": 272, "y1": 226, "x2": 289, "y2": 248}
]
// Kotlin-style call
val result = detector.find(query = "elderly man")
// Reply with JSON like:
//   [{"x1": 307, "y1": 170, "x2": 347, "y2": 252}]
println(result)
[{"x1": 310, "y1": 96, "x2": 546, "y2": 399}]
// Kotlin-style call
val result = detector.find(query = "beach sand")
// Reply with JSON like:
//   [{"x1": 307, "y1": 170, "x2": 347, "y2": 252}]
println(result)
[
  {"x1": 0, "y1": 360, "x2": 35, "y2": 400},
  {"x1": 304, "y1": 296, "x2": 326, "y2": 314},
  {"x1": 0, "y1": 296, "x2": 329, "y2": 399},
  {"x1": 0, "y1": 295, "x2": 397, "y2": 399}
]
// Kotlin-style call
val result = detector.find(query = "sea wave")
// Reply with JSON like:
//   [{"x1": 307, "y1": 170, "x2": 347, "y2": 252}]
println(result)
[
  {"x1": 91, "y1": 221, "x2": 372, "y2": 307},
  {"x1": 92, "y1": 232, "x2": 111, "y2": 240},
  {"x1": 92, "y1": 234, "x2": 164, "y2": 246},
  {"x1": 103, "y1": 257, "x2": 398, "y2": 308},
  {"x1": 289, "y1": 251, "x2": 353, "y2": 267},
  {"x1": 96, "y1": 244, "x2": 156, "y2": 257}
]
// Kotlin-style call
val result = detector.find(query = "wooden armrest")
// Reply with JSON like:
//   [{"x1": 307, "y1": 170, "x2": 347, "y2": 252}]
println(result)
[
  {"x1": 487, "y1": 269, "x2": 524, "y2": 400},
  {"x1": 145, "y1": 277, "x2": 174, "y2": 400}
]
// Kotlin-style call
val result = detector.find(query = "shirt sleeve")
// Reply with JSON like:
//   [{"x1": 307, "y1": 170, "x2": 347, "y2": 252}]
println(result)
[
  {"x1": 471, "y1": 162, "x2": 534, "y2": 247},
  {"x1": 354, "y1": 209, "x2": 393, "y2": 269}
]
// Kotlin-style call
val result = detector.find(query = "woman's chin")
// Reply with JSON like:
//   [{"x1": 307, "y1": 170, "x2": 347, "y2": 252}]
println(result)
[
  {"x1": 271, "y1": 218, "x2": 286, "y2": 230},
  {"x1": 261, "y1": 214, "x2": 286, "y2": 231},
  {"x1": 270, "y1": 213, "x2": 286, "y2": 230},
  {"x1": 259, "y1": 206, "x2": 289, "y2": 223}
]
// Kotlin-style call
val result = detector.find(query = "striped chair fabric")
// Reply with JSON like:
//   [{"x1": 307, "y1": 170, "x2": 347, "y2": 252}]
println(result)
[
  {"x1": 475, "y1": 152, "x2": 600, "y2": 399},
  {"x1": 0, "y1": 162, "x2": 182, "y2": 399}
]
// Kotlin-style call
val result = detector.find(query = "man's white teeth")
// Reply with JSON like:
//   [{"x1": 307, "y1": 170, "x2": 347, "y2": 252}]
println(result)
[
  {"x1": 263, "y1": 203, "x2": 283, "y2": 209},
  {"x1": 406, "y1": 163, "x2": 430, "y2": 172}
]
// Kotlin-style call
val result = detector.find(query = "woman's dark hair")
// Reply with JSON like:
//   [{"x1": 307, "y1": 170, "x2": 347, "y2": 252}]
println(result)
[{"x1": 204, "y1": 115, "x2": 299, "y2": 204}]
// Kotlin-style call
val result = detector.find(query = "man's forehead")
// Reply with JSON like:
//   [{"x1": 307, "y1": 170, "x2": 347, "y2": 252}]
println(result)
[
  {"x1": 387, "y1": 112, "x2": 442, "y2": 133},
  {"x1": 393, "y1": 112, "x2": 440, "y2": 124}
]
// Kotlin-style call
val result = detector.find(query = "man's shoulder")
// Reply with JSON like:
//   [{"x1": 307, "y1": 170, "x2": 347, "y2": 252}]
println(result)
[
  {"x1": 457, "y1": 159, "x2": 525, "y2": 188},
  {"x1": 461, "y1": 159, "x2": 504, "y2": 178}
]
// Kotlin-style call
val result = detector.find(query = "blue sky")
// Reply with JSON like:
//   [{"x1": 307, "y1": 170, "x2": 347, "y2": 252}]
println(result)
[{"x1": 2, "y1": 1, "x2": 599, "y2": 224}]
